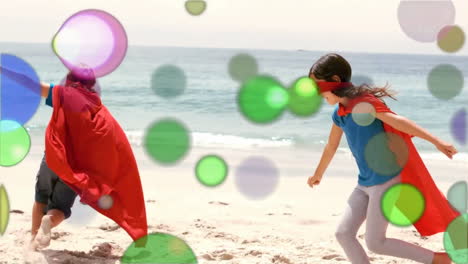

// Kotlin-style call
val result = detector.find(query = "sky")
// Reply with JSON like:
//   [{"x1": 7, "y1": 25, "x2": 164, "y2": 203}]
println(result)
[{"x1": 0, "y1": 0, "x2": 467, "y2": 55}]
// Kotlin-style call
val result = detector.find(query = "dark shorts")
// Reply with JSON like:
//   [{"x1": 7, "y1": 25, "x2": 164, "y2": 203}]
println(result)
[{"x1": 35, "y1": 155, "x2": 77, "y2": 219}]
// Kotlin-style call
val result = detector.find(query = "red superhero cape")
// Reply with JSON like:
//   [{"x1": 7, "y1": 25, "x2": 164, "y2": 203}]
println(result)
[
  {"x1": 45, "y1": 85, "x2": 147, "y2": 241},
  {"x1": 338, "y1": 94, "x2": 460, "y2": 236}
]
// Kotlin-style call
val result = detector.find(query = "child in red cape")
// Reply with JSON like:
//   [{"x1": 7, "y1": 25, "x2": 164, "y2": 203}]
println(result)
[
  {"x1": 0, "y1": 66, "x2": 147, "y2": 250},
  {"x1": 307, "y1": 54, "x2": 459, "y2": 264}
]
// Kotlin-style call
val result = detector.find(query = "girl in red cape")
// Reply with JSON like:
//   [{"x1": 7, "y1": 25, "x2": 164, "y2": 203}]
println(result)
[
  {"x1": 0, "y1": 66, "x2": 147, "y2": 250},
  {"x1": 307, "y1": 54, "x2": 459, "y2": 264}
]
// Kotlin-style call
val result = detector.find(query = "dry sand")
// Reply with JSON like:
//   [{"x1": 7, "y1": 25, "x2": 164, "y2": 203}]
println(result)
[{"x1": 0, "y1": 144, "x2": 466, "y2": 264}]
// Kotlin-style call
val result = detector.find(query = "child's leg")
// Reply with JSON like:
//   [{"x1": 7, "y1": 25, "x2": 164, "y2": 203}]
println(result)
[
  {"x1": 34, "y1": 187, "x2": 76, "y2": 249},
  {"x1": 31, "y1": 202, "x2": 47, "y2": 238},
  {"x1": 33, "y1": 155, "x2": 77, "y2": 249},
  {"x1": 33, "y1": 207, "x2": 66, "y2": 248},
  {"x1": 364, "y1": 175, "x2": 434, "y2": 264},
  {"x1": 34, "y1": 215, "x2": 53, "y2": 249},
  {"x1": 45, "y1": 176, "x2": 77, "y2": 224},
  {"x1": 335, "y1": 187, "x2": 370, "y2": 264},
  {"x1": 32, "y1": 155, "x2": 53, "y2": 238}
]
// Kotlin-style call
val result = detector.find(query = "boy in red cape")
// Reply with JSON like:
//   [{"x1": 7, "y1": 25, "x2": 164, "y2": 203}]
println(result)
[
  {"x1": 0, "y1": 66, "x2": 147, "y2": 250},
  {"x1": 307, "y1": 54, "x2": 459, "y2": 264}
]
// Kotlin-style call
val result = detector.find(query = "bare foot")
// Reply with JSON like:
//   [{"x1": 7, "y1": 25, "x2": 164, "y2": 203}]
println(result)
[
  {"x1": 34, "y1": 215, "x2": 52, "y2": 249},
  {"x1": 23, "y1": 245, "x2": 48, "y2": 264},
  {"x1": 27, "y1": 234, "x2": 39, "y2": 251},
  {"x1": 432, "y1": 252, "x2": 452, "y2": 264}
]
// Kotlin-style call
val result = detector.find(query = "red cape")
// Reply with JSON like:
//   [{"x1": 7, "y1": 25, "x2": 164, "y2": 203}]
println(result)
[
  {"x1": 338, "y1": 94, "x2": 459, "y2": 236},
  {"x1": 45, "y1": 85, "x2": 147, "y2": 241}
]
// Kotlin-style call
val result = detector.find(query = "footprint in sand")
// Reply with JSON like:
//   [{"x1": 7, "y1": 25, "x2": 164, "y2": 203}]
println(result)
[
  {"x1": 209, "y1": 249, "x2": 234, "y2": 261},
  {"x1": 99, "y1": 223, "x2": 120, "y2": 232},
  {"x1": 201, "y1": 253, "x2": 215, "y2": 261},
  {"x1": 322, "y1": 254, "x2": 342, "y2": 260},
  {"x1": 194, "y1": 221, "x2": 216, "y2": 230},
  {"x1": 212, "y1": 249, "x2": 227, "y2": 254},
  {"x1": 208, "y1": 201, "x2": 229, "y2": 206},
  {"x1": 90, "y1": 242, "x2": 121, "y2": 258},
  {"x1": 51, "y1": 231, "x2": 70, "y2": 240},
  {"x1": 272, "y1": 255, "x2": 293, "y2": 264},
  {"x1": 205, "y1": 231, "x2": 239, "y2": 242},
  {"x1": 219, "y1": 253, "x2": 234, "y2": 260},
  {"x1": 241, "y1": 239, "x2": 260, "y2": 244},
  {"x1": 245, "y1": 250, "x2": 262, "y2": 257},
  {"x1": 52, "y1": 243, "x2": 120, "y2": 262},
  {"x1": 155, "y1": 223, "x2": 172, "y2": 231}
]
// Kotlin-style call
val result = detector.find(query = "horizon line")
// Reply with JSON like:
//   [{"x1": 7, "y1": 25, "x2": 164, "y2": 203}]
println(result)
[{"x1": 0, "y1": 41, "x2": 466, "y2": 58}]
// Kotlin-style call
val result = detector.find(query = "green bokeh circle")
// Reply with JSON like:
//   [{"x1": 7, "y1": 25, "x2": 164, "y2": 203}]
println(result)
[
  {"x1": 237, "y1": 75, "x2": 289, "y2": 124},
  {"x1": 144, "y1": 119, "x2": 190, "y2": 164},
  {"x1": 438, "y1": 25, "x2": 465, "y2": 53},
  {"x1": 443, "y1": 214, "x2": 468, "y2": 264},
  {"x1": 364, "y1": 132, "x2": 409, "y2": 176},
  {"x1": 427, "y1": 64, "x2": 464, "y2": 100},
  {"x1": 381, "y1": 183, "x2": 425, "y2": 227},
  {"x1": 185, "y1": 0, "x2": 207, "y2": 16},
  {"x1": 0, "y1": 185, "x2": 10, "y2": 235},
  {"x1": 151, "y1": 65, "x2": 187, "y2": 98},
  {"x1": 288, "y1": 77, "x2": 323, "y2": 117},
  {"x1": 447, "y1": 181, "x2": 467, "y2": 214},
  {"x1": 196, "y1": 155, "x2": 228, "y2": 187},
  {"x1": 228, "y1": 54, "x2": 258, "y2": 83},
  {"x1": 121, "y1": 232, "x2": 197, "y2": 263},
  {"x1": 0, "y1": 120, "x2": 31, "y2": 167}
]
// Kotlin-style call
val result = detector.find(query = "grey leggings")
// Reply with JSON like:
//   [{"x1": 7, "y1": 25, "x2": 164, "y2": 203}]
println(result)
[{"x1": 336, "y1": 175, "x2": 434, "y2": 264}]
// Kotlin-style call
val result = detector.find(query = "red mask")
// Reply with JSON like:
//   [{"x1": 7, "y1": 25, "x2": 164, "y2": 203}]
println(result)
[{"x1": 317, "y1": 82, "x2": 353, "y2": 93}]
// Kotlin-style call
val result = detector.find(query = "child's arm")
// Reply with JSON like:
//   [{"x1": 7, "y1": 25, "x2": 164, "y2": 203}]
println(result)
[
  {"x1": 376, "y1": 112, "x2": 458, "y2": 159},
  {"x1": 40, "y1": 82, "x2": 51, "y2": 98},
  {"x1": 308, "y1": 123, "x2": 343, "y2": 188},
  {"x1": 0, "y1": 66, "x2": 51, "y2": 98}
]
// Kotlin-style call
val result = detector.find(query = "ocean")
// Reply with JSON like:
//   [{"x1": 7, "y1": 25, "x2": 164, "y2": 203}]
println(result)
[{"x1": 1, "y1": 42, "x2": 467, "y2": 160}]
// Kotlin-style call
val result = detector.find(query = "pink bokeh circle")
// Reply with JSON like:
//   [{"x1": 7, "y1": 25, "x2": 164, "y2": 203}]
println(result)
[{"x1": 52, "y1": 9, "x2": 128, "y2": 78}]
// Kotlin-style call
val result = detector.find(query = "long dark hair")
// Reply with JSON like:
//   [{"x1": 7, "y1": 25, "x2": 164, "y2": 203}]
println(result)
[{"x1": 309, "y1": 53, "x2": 397, "y2": 100}]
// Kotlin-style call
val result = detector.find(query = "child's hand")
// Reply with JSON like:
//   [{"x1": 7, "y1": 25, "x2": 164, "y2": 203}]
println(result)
[
  {"x1": 307, "y1": 174, "x2": 322, "y2": 188},
  {"x1": 435, "y1": 140, "x2": 457, "y2": 159}
]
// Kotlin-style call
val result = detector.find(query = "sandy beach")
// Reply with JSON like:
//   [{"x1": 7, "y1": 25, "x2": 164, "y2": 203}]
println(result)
[
  {"x1": 0, "y1": 142, "x2": 465, "y2": 264},
  {"x1": 1, "y1": 0, "x2": 468, "y2": 262}
]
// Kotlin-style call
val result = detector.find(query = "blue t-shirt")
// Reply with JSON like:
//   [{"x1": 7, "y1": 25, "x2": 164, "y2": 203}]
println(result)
[
  {"x1": 332, "y1": 105, "x2": 400, "y2": 186},
  {"x1": 45, "y1": 84, "x2": 54, "y2": 107}
]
